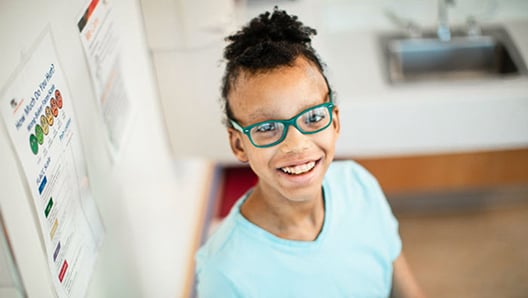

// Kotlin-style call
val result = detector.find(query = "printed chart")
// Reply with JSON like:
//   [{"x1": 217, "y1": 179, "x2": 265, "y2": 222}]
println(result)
[{"x1": 0, "y1": 30, "x2": 104, "y2": 298}]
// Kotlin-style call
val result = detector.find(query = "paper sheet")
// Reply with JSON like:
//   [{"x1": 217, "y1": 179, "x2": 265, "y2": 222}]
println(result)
[
  {"x1": 0, "y1": 29, "x2": 104, "y2": 298},
  {"x1": 78, "y1": 0, "x2": 132, "y2": 159}
]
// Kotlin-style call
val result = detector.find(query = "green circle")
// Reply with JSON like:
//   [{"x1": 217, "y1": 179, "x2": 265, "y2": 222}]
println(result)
[
  {"x1": 29, "y1": 134, "x2": 38, "y2": 155},
  {"x1": 35, "y1": 124, "x2": 44, "y2": 145}
]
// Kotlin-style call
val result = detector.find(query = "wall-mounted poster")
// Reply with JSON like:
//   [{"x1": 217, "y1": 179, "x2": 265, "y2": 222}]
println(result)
[
  {"x1": 78, "y1": 0, "x2": 133, "y2": 159},
  {"x1": 0, "y1": 29, "x2": 104, "y2": 298}
]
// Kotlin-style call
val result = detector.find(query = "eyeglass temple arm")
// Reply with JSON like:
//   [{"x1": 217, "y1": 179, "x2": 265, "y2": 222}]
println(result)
[{"x1": 229, "y1": 119, "x2": 245, "y2": 133}]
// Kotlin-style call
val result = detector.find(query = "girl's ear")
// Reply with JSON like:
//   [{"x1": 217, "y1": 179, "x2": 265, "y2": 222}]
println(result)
[
  {"x1": 228, "y1": 128, "x2": 249, "y2": 163},
  {"x1": 332, "y1": 106, "x2": 341, "y2": 135}
]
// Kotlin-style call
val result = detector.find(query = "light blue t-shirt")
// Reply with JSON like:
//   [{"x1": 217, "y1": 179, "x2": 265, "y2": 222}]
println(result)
[{"x1": 195, "y1": 161, "x2": 401, "y2": 297}]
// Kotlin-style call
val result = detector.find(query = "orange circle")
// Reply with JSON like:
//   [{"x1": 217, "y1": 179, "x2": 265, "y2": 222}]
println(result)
[
  {"x1": 50, "y1": 98, "x2": 59, "y2": 117},
  {"x1": 55, "y1": 89, "x2": 63, "y2": 109}
]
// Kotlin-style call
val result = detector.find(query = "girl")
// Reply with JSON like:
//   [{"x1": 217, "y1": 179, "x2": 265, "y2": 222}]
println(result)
[{"x1": 196, "y1": 8, "x2": 424, "y2": 298}]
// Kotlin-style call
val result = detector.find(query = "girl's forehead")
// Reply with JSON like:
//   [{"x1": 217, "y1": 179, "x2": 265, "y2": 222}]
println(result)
[{"x1": 229, "y1": 65, "x2": 328, "y2": 124}]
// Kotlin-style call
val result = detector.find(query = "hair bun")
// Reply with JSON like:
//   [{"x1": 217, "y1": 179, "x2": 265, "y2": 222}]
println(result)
[{"x1": 225, "y1": 7, "x2": 317, "y2": 62}]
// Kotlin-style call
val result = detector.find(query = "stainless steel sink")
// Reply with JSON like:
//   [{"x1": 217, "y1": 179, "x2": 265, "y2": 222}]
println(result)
[{"x1": 379, "y1": 27, "x2": 528, "y2": 83}]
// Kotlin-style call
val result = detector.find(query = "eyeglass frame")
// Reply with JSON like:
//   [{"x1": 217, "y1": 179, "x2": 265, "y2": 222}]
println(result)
[{"x1": 228, "y1": 95, "x2": 336, "y2": 148}]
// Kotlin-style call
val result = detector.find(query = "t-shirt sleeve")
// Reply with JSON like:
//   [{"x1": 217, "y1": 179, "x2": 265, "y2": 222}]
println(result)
[
  {"x1": 351, "y1": 161, "x2": 402, "y2": 261},
  {"x1": 196, "y1": 266, "x2": 241, "y2": 298}
]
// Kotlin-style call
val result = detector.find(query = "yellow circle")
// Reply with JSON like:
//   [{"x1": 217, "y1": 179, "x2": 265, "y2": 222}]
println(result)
[
  {"x1": 45, "y1": 106, "x2": 54, "y2": 126},
  {"x1": 40, "y1": 115, "x2": 49, "y2": 135}
]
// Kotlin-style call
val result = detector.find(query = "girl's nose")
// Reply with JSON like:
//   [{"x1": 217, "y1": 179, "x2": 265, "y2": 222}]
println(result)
[{"x1": 279, "y1": 125, "x2": 310, "y2": 153}]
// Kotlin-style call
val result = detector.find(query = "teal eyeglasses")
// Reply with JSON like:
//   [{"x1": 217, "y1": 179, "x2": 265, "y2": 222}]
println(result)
[{"x1": 229, "y1": 101, "x2": 335, "y2": 148}]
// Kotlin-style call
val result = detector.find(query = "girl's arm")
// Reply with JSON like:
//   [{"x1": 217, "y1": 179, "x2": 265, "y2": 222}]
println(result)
[{"x1": 392, "y1": 253, "x2": 426, "y2": 298}]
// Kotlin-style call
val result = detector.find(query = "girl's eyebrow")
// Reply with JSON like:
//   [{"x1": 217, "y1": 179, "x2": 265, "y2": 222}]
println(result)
[{"x1": 247, "y1": 109, "x2": 279, "y2": 123}]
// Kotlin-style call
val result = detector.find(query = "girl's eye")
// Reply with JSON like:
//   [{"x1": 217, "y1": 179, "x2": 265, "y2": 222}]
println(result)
[
  {"x1": 304, "y1": 109, "x2": 326, "y2": 124},
  {"x1": 255, "y1": 122, "x2": 278, "y2": 133}
]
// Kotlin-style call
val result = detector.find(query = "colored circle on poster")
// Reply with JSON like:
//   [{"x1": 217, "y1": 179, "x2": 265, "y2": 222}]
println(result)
[
  {"x1": 30, "y1": 134, "x2": 38, "y2": 155},
  {"x1": 50, "y1": 98, "x2": 59, "y2": 117},
  {"x1": 35, "y1": 125, "x2": 44, "y2": 145},
  {"x1": 40, "y1": 115, "x2": 49, "y2": 135},
  {"x1": 55, "y1": 89, "x2": 63, "y2": 108},
  {"x1": 46, "y1": 106, "x2": 54, "y2": 126}
]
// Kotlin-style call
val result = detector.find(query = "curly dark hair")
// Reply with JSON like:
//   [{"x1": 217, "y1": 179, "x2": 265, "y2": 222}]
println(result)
[{"x1": 221, "y1": 7, "x2": 331, "y2": 125}]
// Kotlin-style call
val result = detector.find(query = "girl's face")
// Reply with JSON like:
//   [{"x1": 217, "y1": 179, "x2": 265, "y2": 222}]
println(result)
[{"x1": 227, "y1": 57, "x2": 340, "y2": 203}]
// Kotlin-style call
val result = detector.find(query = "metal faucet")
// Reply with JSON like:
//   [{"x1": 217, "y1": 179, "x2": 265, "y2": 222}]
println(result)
[{"x1": 437, "y1": 0, "x2": 455, "y2": 41}]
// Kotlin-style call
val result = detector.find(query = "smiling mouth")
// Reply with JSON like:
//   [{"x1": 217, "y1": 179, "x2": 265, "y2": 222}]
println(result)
[{"x1": 279, "y1": 160, "x2": 318, "y2": 175}]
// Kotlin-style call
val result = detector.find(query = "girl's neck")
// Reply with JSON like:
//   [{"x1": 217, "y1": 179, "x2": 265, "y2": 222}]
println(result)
[{"x1": 240, "y1": 184, "x2": 325, "y2": 241}]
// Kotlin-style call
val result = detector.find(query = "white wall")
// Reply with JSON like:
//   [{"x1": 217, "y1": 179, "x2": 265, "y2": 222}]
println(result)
[{"x1": 0, "y1": 0, "x2": 210, "y2": 297}]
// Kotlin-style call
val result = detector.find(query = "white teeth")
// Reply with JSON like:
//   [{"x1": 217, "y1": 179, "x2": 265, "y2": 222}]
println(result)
[{"x1": 280, "y1": 161, "x2": 316, "y2": 175}]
